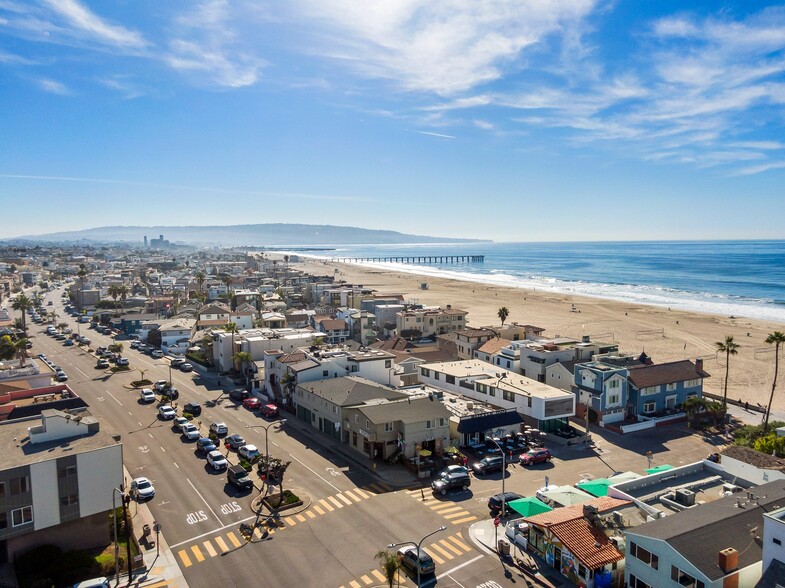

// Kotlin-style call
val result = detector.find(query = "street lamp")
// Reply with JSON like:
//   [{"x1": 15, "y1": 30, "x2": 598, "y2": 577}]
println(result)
[
  {"x1": 246, "y1": 420, "x2": 287, "y2": 492},
  {"x1": 486, "y1": 434, "x2": 507, "y2": 518},
  {"x1": 112, "y1": 486, "x2": 123, "y2": 586},
  {"x1": 387, "y1": 525, "x2": 446, "y2": 587},
  {"x1": 157, "y1": 362, "x2": 173, "y2": 387}
]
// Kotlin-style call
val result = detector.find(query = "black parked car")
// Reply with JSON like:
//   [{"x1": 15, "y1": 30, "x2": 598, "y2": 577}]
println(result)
[
  {"x1": 229, "y1": 388, "x2": 250, "y2": 402},
  {"x1": 224, "y1": 434, "x2": 246, "y2": 451},
  {"x1": 196, "y1": 437, "x2": 216, "y2": 455},
  {"x1": 488, "y1": 491, "x2": 523, "y2": 515},
  {"x1": 184, "y1": 401, "x2": 202, "y2": 416},
  {"x1": 431, "y1": 472, "x2": 471, "y2": 496},
  {"x1": 471, "y1": 455, "x2": 506, "y2": 476}
]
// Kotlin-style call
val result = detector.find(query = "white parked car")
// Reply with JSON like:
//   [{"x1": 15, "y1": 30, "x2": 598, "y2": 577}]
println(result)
[
  {"x1": 181, "y1": 423, "x2": 200, "y2": 440},
  {"x1": 173, "y1": 416, "x2": 189, "y2": 432},
  {"x1": 153, "y1": 380, "x2": 169, "y2": 392},
  {"x1": 139, "y1": 389, "x2": 155, "y2": 403},
  {"x1": 130, "y1": 477, "x2": 155, "y2": 500},
  {"x1": 116, "y1": 357, "x2": 129, "y2": 366},
  {"x1": 238, "y1": 444, "x2": 260, "y2": 461},
  {"x1": 158, "y1": 405, "x2": 176, "y2": 420},
  {"x1": 206, "y1": 450, "x2": 228, "y2": 471},
  {"x1": 209, "y1": 422, "x2": 228, "y2": 436}
]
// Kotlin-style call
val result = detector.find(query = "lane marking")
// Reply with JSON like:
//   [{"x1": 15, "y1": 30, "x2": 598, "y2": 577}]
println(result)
[
  {"x1": 73, "y1": 366, "x2": 88, "y2": 378},
  {"x1": 161, "y1": 447, "x2": 166, "y2": 453},
  {"x1": 169, "y1": 512, "x2": 261, "y2": 548},
  {"x1": 174, "y1": 462, "x2": 179, "y2": 469},
  {"x1": 436, "y1": 554, "x2": 484, "y2": 579},
  {"x1": 106, "y1": 391, "x2": 123, "y2": 406},
  {"x1": 287, "y1": 452, "x2": 341, "y2": 492},
  {"x1": 137, "y1": 421, "x2": 143, "y2": 427},
  {"x1": 349, "y1": 581, "x2": 361, "y2": 588},
  {"x1": 353, "y1": 488, "x2": 370, "y2": 499},
  {"x1": 186, "y1": 477, "x2": 221, "y2": 522},
  {"x1": 443, "y1": 511, "x2": 471, "y2": 520},
  {"x1": 148, "y1": 433, "x2": 154, "y2": 438},
  {"x1": 284, "y1": 517, "x2": 295, "y2": 526},
  {"x1": 343, "y1": 490, "x2": 361, "y2": 502},
  {"x1": 429, "y1": 550, "x2": 445, "y2": 565}
]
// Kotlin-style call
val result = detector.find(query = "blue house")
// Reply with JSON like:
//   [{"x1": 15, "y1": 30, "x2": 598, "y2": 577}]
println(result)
[
  {"x1": 574, "y1": 361, "x2": 631, "y2": 426},
  {"x1": 626, "y1": 359, "x2": 709, "y2": 419}
]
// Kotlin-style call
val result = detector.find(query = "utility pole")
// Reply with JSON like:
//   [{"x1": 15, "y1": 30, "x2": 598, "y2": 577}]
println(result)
[{"x1": 122, "y1": 493, "x2": 133, "y2": 580}]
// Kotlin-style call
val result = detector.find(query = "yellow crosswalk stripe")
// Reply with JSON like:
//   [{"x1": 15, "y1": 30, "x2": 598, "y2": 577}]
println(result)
[
  {"x1": 306, "y1": 510, "x2": 316, "y2": 519},
  {"x1": 319, "y1": 499, "x2": 335, "y2": 512},
  {"x1": 439, "y1": 538, "x2": 463, "y2": 556},
  {"x1": 371, "y1": 570, "x2": 386, "y2": 583},
  {"x1": 190, "y1": 545, "x2": 205, "y2": 562},
  {"x1": 430, "y1": 501, "x2": 457, "y2": 510},
  {"x1": 285, "y1": 516, "x2": 296, "y2": 526},
  {"x1": 227, "y1": 531, "x2": 242, "y2": 548},
  {"x1": 360, "y1": 575, "x2": 372, "y2": 584},
  {"x1": 349, "y1": 580, "x2": 362, "y2": 588},
  {"x1": 178, "y1": 549, "x2": 192, "y2": 568},
  {"x1": 253, "y1": 527, "x2": 264, "y2": 541},
  {"x1": 314, "y1": 504, "x2": 327, "y2": 515},
  {"x1": 337, "y1": 493, "x2": 352, "y2": 505},
  {"x1": 443, "y1": 510, "x2": 471, "y2": 519},
  {"x1": 343, "y1": 490, "x2": 361, "y2": 502},
  {"x1": 428, "y1": 550, "x2": 445, "y2": 565},
  {"x1": 429, "y1": 543, "x2": 454, "y2": 560},
  {"x1": 448, "y1": 535, "x2": 471, "y2": 551},
  {"x1": 215, "y1": 536, "x2": 229, "y2": 552},
  {"x1": 450, "y1": 515, "x2": 478, "y2": 525},
  {"x1": 434, "y1": 506, "x2": 464, "y2": 515},
  {"x1": 202, "y1": 541, "x2": 217, "y2": 557},
  {"x1": 353, "y1": 488, "x2": 370, "y2": 499},
  {"x1": 328, "y1": 496, "x2": 344, "y2": 509},
  {"x1": 296, "y1": 514, "x2": 307, "y2": 523}
]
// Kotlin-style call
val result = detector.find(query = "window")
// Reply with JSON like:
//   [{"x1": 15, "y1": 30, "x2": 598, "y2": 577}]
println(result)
[
  {"x1": 671, "y1": 566, "x2": 704, "y2": 588},
  {"x1": 323, "y1": 370, "x2": 328, "y2": 377},
  {"x1": 608, "y1": 394, "x2": 620, "y2": 405},
  {"x1": 503, "y1": 390, "x2": 515, "y2": 402},
  {"x1": 384, "y1": 422, "x2": 393, "y2": 432},
  {"x1": 446, "y1": 375, "x2": 455, "y2": 385},
  {"x1": 354, "y1": 415, "x2": 359, "y2": 424},
  {"x1": 628, "y1": 575, "x2": 652, "y2": 588},
  {"x1": 58, "y1": 465, "x2": 77, "y2": 478},
  {"x1": 666, "y1": 383, "x2": 677, "y2": 392},
  {"x1": 641, "y1": 386, "x2": 658, "y2": 396},
  {"x1": 11, "y1": 476, "x2": 30, "y2": 495},
  {"x1": 684, "y1": 378, "x2": 700, "y2": 388},
  {"x1": 609, "y1": 379, "x2": 620, "y2": 388},
  {"x1": 489, "y1": 387, "x2": 495, "y2": 397},
  {"x1": 426, "y1": 420, "x2": 433, "y2": 429},
  {"x1": 774, "y1": 538, "x2": 782, "y2": 546},
  {"x1": 477, "y1": 384, "x2": 486, "y2": 394},
  {"x1": 385, "y1": 360, "x2": 391, "y2": 369},
  {"x1": 0, "y1": 482, "x2": 5, "y2": 498},
  {"x1": 60, "y1": 495, "x2": 79, "y2": 506},
  {"x1": 643, "y1": 402, "x2": 656, "y2": 414},
  {"x1": 439, "y1": 418, "x2": 446, "y2": 427},
  {"x1": 0, "y1": 512, "x2": 6, "y2": 529},
  {"x1": 629, "y1": 543, "x2": 658, "y2": 569},
  {"x1": 422, "y1": 368, "x2": 430, "y2": 377},
  {"x1": 11, "y1": 506, "x2": 32, "y2": 527},
  {"x1": 434, "y1": 372, "x2": 439, "y2": 380}
]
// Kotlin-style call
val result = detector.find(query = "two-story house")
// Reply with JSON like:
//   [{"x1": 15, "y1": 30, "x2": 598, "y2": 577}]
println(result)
[
  {"x1": 626, "y1": 359, "x2": 710, "y2": 419},
  {"x1": 396, "y1": 306, "x2": 468, "y2": 339},
  {"x1": 196, "y1": 302, "x2": 231, "y2": 331},
  {"x1": 316, "y1": 318, "x2": 350, "y2": 345}
]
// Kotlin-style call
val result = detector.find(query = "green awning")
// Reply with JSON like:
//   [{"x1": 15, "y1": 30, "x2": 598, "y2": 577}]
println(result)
[
  {"x1": 576, "y1": 478, "x2": 612, "y2": 497},
  {"x1": 646, "y1": 464, "x2": 675, "y2": 475},
  {"x1": 507, "y1": 496, "x2": 552, "y2": 518}
]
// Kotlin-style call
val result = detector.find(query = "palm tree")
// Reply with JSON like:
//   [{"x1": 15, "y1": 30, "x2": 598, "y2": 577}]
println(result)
[
  {"x1": 715, "y1": 335, "x2": 740, "y2": 407},
  {"x1": 235, "y1": 351, "x2": 252, "y2": 383},
  {"x1": 108, "y1": 285, "x2": 120, "y2": 315},
  {"x1": 223, "y1": 322, "x2": 239, "y2": 372},
  {"x1": 763, "y1": 331, "x2": 785, "y2": 433},
  {"x1": 497, "y1": 306, "x2": 509, "y2": 327},
  {"x1": 11, "y1": 294, "x2": 33, "y2": 333},
  {"x1": 117, "y1": 284, "x2": 130, "y2": 316},
  {"x1": 375, "y1": 550, "x2": 400, "y2": 588},
  {"x1": 47, "y1": 310, "x2": 58, "y2": 325},
  {"x1": 13, "y1": 337, "x2": 29, "y2": 368},
  {"x1": 195, "y1": 270, "x2": 206, "y2": 295}
]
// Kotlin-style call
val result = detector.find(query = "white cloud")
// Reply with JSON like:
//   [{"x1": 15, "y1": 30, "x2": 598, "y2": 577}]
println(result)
[
  {"x1": 40, "y1": 0, "x2": 147, "y2": 49},
  {"x1": 473, "y1": 119, "x2": 493, "y2": 130},
  {"x1": 412, "y1": 130, "x2": 456, "y2": 139},
  {"x1": 37, "y1": 77, "x2": 71, "y2": 95}
]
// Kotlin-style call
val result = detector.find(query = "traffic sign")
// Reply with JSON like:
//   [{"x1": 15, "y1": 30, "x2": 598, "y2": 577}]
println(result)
[{"x1": 493, "y1": 516, "x2": 500, "y2": 527}]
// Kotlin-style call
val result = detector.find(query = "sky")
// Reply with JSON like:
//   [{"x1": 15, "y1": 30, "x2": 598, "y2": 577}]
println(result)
[{"x1": 1, "y1": 0, "x2": 784, "y2": 242}]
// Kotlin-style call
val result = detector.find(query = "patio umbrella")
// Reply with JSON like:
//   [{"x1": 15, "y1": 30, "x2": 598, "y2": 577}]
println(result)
[
  {"x1": 419, "y1": 449, "x2": 432, "y2": 457},
  {"x1": 445, "y1": 446, "x2": 459, "y2": 454},
  {"x1": 507, "y1": 497, "x2": 553, "y2": 518},
  {"x1": 576, "y1": 478, "x2": 612, "y2": 497},
  {"x1": 646, "y1": 464, "x2": 675, "y2": 475}
]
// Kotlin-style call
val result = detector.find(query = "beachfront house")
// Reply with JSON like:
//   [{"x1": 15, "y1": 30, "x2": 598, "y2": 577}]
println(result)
[
  {"x1": 626, "y1": 359, "x2": 710, "y2": 419},
  {"x1": 574, "y1": 361, "x2": 631, "y2": 427},
  {"x1": 396, "y1": 306, "x2": 468, "y2": 340}
]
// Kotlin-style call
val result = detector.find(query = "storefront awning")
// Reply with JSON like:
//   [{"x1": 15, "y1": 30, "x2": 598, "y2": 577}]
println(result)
[{"x1": 457, "y1": 409, "x2": 523, "y2": 434}]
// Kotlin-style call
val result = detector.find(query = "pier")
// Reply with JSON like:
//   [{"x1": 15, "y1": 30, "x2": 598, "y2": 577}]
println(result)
[{"x1": 337, "y1": 255, "x2": 484, "y2": 264}]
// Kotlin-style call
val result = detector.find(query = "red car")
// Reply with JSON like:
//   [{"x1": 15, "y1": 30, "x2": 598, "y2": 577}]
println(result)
[
  {"x1": 243, "y1": 397, "x2": 261, "y2": 410},
  {"x1": 259, "y1": 404, "x2": 279, "y2": 418},
  {"x1": 520, "y1": 448, "x2": 552, "y2": 466}
]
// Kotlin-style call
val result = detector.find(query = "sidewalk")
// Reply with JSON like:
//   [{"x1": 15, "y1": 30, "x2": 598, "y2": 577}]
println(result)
[{"x1": 119, "y1": 469, "x2": 189, "y2": 588}]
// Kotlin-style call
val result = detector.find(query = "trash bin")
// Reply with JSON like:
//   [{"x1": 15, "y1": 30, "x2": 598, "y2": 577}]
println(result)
[
  {"x1": 497, "y1": 539, "x2": 510, "y2": 556},
  {"x1": 143, "y1": 523, "x2": 151, "y2": 537}
]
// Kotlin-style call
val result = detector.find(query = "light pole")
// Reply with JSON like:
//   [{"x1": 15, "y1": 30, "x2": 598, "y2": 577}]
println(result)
[
  {"x1": 158, "y1": 362, "x2": 173, "y2": 387},
  {"x1": 486, "y1": 434, "x2": 507, "y2": 518},
  {"x1": 112, "y1": 486, "x2": 123, "y2": 586},
  {"x1": 387, "y1": 525, "x2": 446, "y2": 587},
  {"x1": 246, "y1": 420, "x2": 287, "y2": 492}
]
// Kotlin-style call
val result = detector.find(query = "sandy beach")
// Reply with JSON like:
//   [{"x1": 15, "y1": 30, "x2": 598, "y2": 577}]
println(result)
[{"x1": 290, "y1": 256, "x2": 785, "y2": 413}]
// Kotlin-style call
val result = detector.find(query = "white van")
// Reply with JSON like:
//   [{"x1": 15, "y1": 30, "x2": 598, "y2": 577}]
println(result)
[{"x1": 70, "y1": 577, "x2": 110, "y2": 588}]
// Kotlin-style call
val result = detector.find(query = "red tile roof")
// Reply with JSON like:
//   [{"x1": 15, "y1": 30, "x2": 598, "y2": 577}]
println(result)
[
  {"x1": 525, "y1": 496, "x2": 630, "y2": 526},
  {"x1": 549, "y1": 518, "x2": 624, "y2": 569}
]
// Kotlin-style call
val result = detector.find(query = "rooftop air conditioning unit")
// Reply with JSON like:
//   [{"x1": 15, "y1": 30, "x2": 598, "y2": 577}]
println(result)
[
  {"x1": 466, "y1": 402, "x2": 474, "y2": 411},
  {"x1": 675, "y1": 488, "x2": 696, "y2": 507},
  {"x1": 609, "y1": 536, "x2": 625, "y2": 550}
]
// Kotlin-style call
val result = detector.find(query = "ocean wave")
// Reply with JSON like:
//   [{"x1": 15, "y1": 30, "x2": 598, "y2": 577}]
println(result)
[{"x1": 316, "y1": 257, "x2": 785, "y2": 324}]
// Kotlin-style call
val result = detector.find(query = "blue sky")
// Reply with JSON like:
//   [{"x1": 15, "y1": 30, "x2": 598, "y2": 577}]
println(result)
[{"x1": 1, "y1": 1, "x2": 784, "y2": 242}]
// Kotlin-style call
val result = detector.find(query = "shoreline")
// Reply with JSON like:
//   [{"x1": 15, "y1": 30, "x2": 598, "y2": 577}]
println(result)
[{"x1": 284, "y1": 254, "x2": 784, "y2": 412}]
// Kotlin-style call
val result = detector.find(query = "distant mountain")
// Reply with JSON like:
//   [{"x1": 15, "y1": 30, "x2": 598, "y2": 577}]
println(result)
[{"x1": 7, "y1": 224, "x2": 488, "y2": 247}]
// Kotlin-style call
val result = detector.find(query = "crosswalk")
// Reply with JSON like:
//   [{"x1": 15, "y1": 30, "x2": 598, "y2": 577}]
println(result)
[
  {"x1": 404, "y1": 488, "x2": 478, "y2": 525},
  {"x1": 336, "y1": 532, "x2": 475, "y2": 588},
  {"x1": 177, "y1": 482, "x2": 399, "y2": 568}
]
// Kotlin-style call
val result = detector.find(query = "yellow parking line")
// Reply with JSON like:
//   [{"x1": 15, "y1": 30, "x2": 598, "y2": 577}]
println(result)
[
  {"x1": 349, "y1": 580, "x2": 362, "y2": 588},
  {"x1": 314, "y1": 504, "x2": 326, "y2": 515},
  {"x1": 296, "y1": 514, "x2": 306, "y2": 523},
  {"x1": 439, "y1": 539, "x2": 463, "y2": 556},
  {"x1": 285, "y1": 516, "x2": 296, "y2": 526},
  {"x1": 337, "y1": 493, "x2": 352, "y2": 505},
  {"x1": 443, "y1": 510, "x2": 471, "y2": 519},
  {"x1": 450, "y1": 515, "x2": 478, "y2": 525},
  {"x1": 360, "y1": 575, "x2": 373, "y2": 584},
  {"x1": 319, "y1": 499, "x2": 335, "y2": 512},
  {"x1": 226, "y1": 531, "x2": 242, "y2": 548},
  {"x1": 448, "y1": 535, "x2": 471, "y2": 551},
  {"x1": 371, "y1": 570, "x2": 386, "y2": 583},
  {"x1": 343, "y1": 490, "x2": 361, "y2": 502},
  {"x1": 328, "y1": 496, "x2": 344, "y2": 509},
  {"x1": 215, "y1": 536, "x2": 229, "y2": 552},
  {"x1": 178, "y1": 549, "x2": 192, "y2": 568},
  {"x1": 353, "y1": 488, "x2": 370, "y2": 499},
  {"x1": 429, "y1": 543, "x2": 454, "y2": 560},
  {"x1": 306, "y1": 510, "x2": 316, "y2": 519},
  {"x1": 202, "y1": 541, "x2": 217, "y2": 557}
]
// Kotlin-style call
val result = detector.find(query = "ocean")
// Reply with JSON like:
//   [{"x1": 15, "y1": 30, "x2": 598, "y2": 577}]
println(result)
[{"x1": 304, "y1": 240, "x2": 785, "y2": 324}]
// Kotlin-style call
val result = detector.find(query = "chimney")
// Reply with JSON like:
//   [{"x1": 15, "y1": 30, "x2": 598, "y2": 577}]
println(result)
[
  {"x1": 696, "y1": 358, "x2": 704, "y2": 372},
  {"x1": 718, "y1": 548, "x2": 738, "y2": 573},
  {"x1": 582, "y1": 335, "x2": 590, "y2": 343}
]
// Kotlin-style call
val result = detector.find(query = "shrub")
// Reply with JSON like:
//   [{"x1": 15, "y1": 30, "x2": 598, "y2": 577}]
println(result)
[{"x1": 15, "y1": 545, "x2": 62, "y2": 580}]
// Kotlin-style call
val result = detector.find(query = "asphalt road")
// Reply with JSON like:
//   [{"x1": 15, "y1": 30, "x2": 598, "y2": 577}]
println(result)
[{"x1": 14, "y1": 286, "x2": 722, "y2": 588}]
